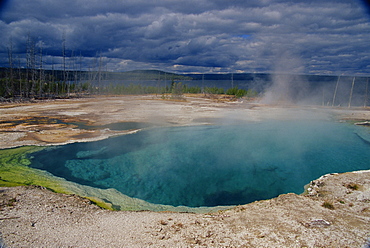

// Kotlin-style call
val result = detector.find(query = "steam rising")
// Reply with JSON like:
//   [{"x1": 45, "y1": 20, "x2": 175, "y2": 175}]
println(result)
[
  {"x1": 260, "y1": 51, "x2": 309, "y2": 105},
  {"x1": 30, "y1": 118, "x2": 370, "y2": 208},
  {"x1": 256, "y1": 45, "x2": 370, "y2": 107}
]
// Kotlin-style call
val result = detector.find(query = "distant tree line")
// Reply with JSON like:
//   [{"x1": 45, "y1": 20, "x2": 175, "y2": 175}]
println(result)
[
  {"x1": 0, "y1": 65, "x2": 257, "y2": 101},
  {"x1": 1, "y1": 34, "x2": 97, "y2": 101},
  {"x1": 1, "y1": 34, "x2": 257, "y2": 101},
  {"x1": 96, "y1": 81, "x2": 257, "y2": 99},
  {"x1": 0, "y1": 67, "x2": 91, "y2": 100}
]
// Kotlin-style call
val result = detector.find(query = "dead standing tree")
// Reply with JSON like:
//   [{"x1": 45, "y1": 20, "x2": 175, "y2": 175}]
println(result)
[
  {"x1": 62, "y1": 32, "x2": 69, "y2": 96},
  {"x1": 38, "y1": 41, "x2": 44, "y2": 98},
  {"x1": 26, "y1": 34, "x2": 37, "y2": 98},
  {"x1": 364, "y1": 78, "x2": 369, "y2": 108},
  {"x1": 98, "y1": 52, "x2": 103, "y2": 95},
  {"x1": 6, "y1": 39, "x2": 14, "y2": 98},
  {"x1": 16, "y1": 55, "x2": 23, "y2": 99},
  {"x1": 332, "y1": 76, "x2": 340, "y2": 107},
  {"x1": 348, "y1": 77, "x2": 355, "y2": 108}
]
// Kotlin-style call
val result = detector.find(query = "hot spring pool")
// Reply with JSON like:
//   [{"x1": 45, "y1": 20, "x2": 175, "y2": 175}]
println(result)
[{"x1": 29, "y1": 120, "x2": 370, "y2": 208}]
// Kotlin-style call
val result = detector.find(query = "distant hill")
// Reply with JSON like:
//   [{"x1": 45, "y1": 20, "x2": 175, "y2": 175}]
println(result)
[
  {"x1": 1, "y1": 67, "x2": 368, "y2": 89},
  {"x1": 0, "y1": 68, "x2": 192, "y2": 81},
  {"x1": 104, "y1": 70, "x2": 192, "y2": 81},
  {"x1": 184, "y1": 73, "x2": 271, "y2": 81},
  {"x1": 184, "y1": 72, "x2": 357, "y2": 83},
  {"x1": 2, "y1": 67, "x2": 367, "y2": 83}
]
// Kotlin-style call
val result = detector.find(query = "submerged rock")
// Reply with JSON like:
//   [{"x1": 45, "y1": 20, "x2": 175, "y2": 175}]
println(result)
[{"x1": 355, "y1": 121, "x2": 370, "y2": 126}]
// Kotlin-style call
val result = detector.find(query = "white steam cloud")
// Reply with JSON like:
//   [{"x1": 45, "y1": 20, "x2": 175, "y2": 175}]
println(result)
[{"x1": 260, "y1": 50, "x2": 309, "y2": 105}]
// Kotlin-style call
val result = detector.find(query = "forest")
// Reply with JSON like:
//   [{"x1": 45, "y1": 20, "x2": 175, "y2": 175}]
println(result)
[
  {"x1": 0, "y1": 66, "x2": 258, "y2": 101},
  {"x1": 0, "y1": 34, "x2": 257, "y2": 101}
]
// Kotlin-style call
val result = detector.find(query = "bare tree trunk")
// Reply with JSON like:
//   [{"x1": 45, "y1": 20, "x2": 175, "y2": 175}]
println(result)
[
  {"x1": 156, "y1": 71, "x2": 160, "y2": 96},
  {"x1": 49, "y1": 57, "x2": 54, "y2": 98},
  {"x1": 164, "y1": 72, "x2": 167, "y2": 90},
  {"x1": 72, "y1": 51, "x2": 78, "y2": 96},
  {"x1": 348, "y1": 77, "x2": 355, "y2": 108},
  {"x1": 68, "y1": 50, "x2": 75, "y2": 97},
  {"x1": 51, "y1": 57, "x2": 57, "y2": 97},
  {"x1": 98, "y1": 52, "x2": 102, "y2": 94},
  {"x1": 231, "y1": 73, "x2": 234, "y2": 89},
  {"x1": 27, "y1": 34, "x2": 36, "y2": 99},
  {"x1": 77, "y1": 52, "x2": 82, "y2": 95},
  {"x1": 62, "y1": 32, "x2": 66, "y2": 84},
  {"x1": 90, "y1": 56, "x2": 99, "y2": 94},
  {"x1": 202, "y1": 74, "x2": 204, "y2": 94},
  {"x1": 322, "y1": 88, "x2": 325, "y2": 106},
  {"x1": 364, "y1": 78, "x2": 369, "y2": 108},
  {"x1": 62, "y1": 32, "x2": 70, "y2": 97},
  {"x1": 332, "y1": 76, "x2": 340, "y2": 107},
  {"x1": 17, "y1": 55, "x2": 22, "y2": 100},
  {"x1": 26, "y1": 34, "x2": 30, "y2": 98},
  {"x1": 38, "y1": 42, "x2": 44, "y2": 98},
  {"x1": 7, "y1": 39, "x2": 15, "y2": 98}
]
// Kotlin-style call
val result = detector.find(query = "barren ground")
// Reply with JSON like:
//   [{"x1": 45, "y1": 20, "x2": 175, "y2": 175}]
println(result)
[{"x1": 0, "y1": 95, "x2": 369, "y2": 247}]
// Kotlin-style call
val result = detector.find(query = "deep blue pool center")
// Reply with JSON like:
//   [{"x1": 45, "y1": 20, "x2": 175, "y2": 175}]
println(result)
[{"x1": 29, "y1": 120, "x2": 370, "y2": 207}]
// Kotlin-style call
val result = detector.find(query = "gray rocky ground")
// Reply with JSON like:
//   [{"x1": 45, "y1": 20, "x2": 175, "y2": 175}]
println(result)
[
  {"x1": 0, "y1": 170, "x2": 369, "y2": 247},
  {"x1": 0, "y1": 95, "x2": 369, "y2": 247}
]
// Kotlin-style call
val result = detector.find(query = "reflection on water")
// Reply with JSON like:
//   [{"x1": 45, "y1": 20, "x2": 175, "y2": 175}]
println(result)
[{"x1": 29, "y1": 120, "x2": 370, "y2": 207}]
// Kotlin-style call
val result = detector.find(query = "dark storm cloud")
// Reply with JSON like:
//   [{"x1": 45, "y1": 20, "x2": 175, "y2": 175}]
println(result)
[{"x1": 0, "y1": 0, "x2": 369, "y2": 74}]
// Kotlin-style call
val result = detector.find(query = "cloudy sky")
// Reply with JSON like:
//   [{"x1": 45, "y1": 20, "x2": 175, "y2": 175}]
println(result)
[{"x1": 0, "y1": 0, "x2": 370, "y2": 75}]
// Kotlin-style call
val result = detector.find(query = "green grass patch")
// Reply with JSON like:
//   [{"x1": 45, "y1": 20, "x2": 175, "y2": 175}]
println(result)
[
  {"x1": 0, "y1": 146, "x2": 120, "y2": 210},
  {"x1": 345, "y1": 182, "x2": 359, "y2": 190},
  {"x1": 322, "y1": 201, "x2": 335, "y2": 210},
  {"x1": 84, "y1": 196, "x2": 115, "y2": 211},
  {"x1": 0, "y1": 146, "x2": 70, "y2": 194}
]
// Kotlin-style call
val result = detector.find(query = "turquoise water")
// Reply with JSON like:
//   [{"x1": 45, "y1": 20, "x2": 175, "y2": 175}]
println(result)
[{"x1": 29, "y1": 120, "x2": 370, "y2": 207}]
